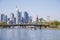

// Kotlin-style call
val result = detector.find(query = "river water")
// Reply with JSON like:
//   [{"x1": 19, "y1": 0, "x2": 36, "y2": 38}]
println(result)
[{"x1": 0, "y1": 28, "x2": 60, "y2": 40}]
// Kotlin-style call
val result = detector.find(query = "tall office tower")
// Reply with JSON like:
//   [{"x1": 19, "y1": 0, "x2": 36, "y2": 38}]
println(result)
[
  {"x1": 21, "y1": 17, "x2": 26, "y2": 23},
  {"x1": 1, "y1": 14, "x2": 7, "y2": 22},
  {"x1": 21, "y1": 17, "x2": 24, "y2": 23},
  {"x1": 14, "y1": 17, "x2": 16, "y2": 24},
  {"x1": 18, "y1": 11, "x2": 22, "y2": 24},
  {"x1": 4, "y1": 15, "x2": 7, "y2": 22},
  {"x1": 16, "y1": 6, "x2": 22, "y2": 24},
  {"x1": 11, "y1": 13, "x2": 14, "y2": 18},
  {"x1": 36, "y1": 16, "x2": 39, "y2": 24},
  {"x1": 7, "y1": 18, "x2": 10, "y2": 24},
  {"x1": 1, "y1": 14, "x2": 4, "y2": 22},
  {"x1": 24, "y1": 11, "x2": 29, "y2": 23},
  {"x1": 28, "y1": 16, "x2": 32, "y2": 23},
  {"x1": 7, "y1": 18, "x2": 10, "y2": 22},
  {"x1": 16, "y1": 6, "x2": 19, "y2": 24},
  {"x1": 10, "y1": 13, "x2": 14, "y2": 24}
]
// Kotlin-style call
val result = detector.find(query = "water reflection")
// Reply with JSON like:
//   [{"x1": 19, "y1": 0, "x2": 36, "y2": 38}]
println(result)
[{"x1": 0, "y1": 28, "x2": 60, "y2": 40}]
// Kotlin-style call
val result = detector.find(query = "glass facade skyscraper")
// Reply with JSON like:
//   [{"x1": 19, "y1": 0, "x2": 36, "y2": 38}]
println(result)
[
  {"x1": 16, "y1": 6, "x2": 22, "y2": 24},
  {"x1": 28, "y1": 16, "x2": 32, "y2": 23},
  {"x1": 1, "y1": 14, "x2": 4, "y2": 22},
  {"x1": 11, "y1": 13, "x2": 14, "y2": 18},
  {"x1": 10, "y1": 13, "x2": 16, "y2": 24},
  {"x1": 4, "y1": 15, "x2": 7, "y2": 22},
  {"x1": 11, "y1": 13, "x2": 14, "y2": 20},
  {"x1": 18, "y1": 11, "x2": 22, "y2": 24},
  {"x1": 1, "y1": 14, "x2": 7, "y2": 22},
  {"x1": 24, "y1": 11, "x2": 29, "y2": 23},
  {"x1": 10, "y1": 13, "x2": 14, "y2": 24},
  {"x1": 14, "y1": 17, "x2": 16, "y2": 24},
  {"x1": 16, "y1": 6, "x2": 19, "y2": 24}
]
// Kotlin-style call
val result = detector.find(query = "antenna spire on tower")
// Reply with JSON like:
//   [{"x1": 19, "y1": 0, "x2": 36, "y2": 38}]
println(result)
[{"x1": 16, "y1": 5, "x2": 18, "y2": 11}]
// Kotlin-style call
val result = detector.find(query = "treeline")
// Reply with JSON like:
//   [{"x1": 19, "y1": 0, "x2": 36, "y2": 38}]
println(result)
[
  {"x1": 0, "y1": 22, "x2": 7, "y2": 28},
  {"x1": 48, "y1": 20, "x2": 60, "y2": 28},
  {"x1": 38, "y1": 18, "x2": 60, "y2": 28}
]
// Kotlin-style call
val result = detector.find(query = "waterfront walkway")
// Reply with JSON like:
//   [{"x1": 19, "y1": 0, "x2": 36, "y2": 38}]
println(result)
[{"x1": 0, "y1": 24, "x2": 49, "y2": 29}]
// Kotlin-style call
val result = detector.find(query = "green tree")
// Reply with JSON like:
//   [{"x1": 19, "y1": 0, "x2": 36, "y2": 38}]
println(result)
[
  {"x1": 49, "y1": 20, "x2": 60, "y2": 28},
  {"x1": 39, "y1": 18, "x2": 43, "y2": 24},
  {"x1": 0, "y1": 22, "x2": 7, "y2": 28}
]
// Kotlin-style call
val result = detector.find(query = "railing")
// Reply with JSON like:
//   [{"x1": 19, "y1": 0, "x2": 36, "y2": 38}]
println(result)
[{"x1": 0, "y1": 23, "x2": 49, "y2": 29}]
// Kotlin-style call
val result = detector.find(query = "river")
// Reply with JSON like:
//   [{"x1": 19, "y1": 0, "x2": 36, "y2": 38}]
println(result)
[{"x1": 0, "y1": 28, "x2": 60, "y2": 40}]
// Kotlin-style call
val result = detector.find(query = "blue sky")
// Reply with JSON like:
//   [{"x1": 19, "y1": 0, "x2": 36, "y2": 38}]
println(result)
[{"x1": 0, "y1": 0, "x2": 60, "y2": 21}]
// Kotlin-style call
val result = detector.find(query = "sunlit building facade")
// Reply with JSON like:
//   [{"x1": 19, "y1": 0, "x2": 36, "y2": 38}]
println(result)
[{"x1": 16, "y1": 6, "x2": 22, "y2": 24}]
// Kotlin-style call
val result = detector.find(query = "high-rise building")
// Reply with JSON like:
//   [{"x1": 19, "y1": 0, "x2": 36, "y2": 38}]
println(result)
[
  {"x1": 7, "y1": 18, "x2": 10, "y2": 24},
  {"x1": 10, "y1": 13, "x2": 16, "y2": 24},
  {"x1": 10, "y1": 13, "x2": 14, "y2": 24},
  {"x1": 14, "y1": 17, "x2": 16, "y2": 24},
  {"x1": 24, "y1": 11, "x2": 29, "y2": 23},
  {"x1": 28, "y1": 16, "x2": 32, "y2": 23},
  {"x1": 18, "y1": 11, "x2": 22, "y2": 23},
  {"x1": 1, "y1": 14, "x2": 7, "y2": 22},
  {"x1": 1, "y1": 14, "x2": 4, "y2": 22},
  {"x1": 21, "y1": 17, "x2": 24, "y2": 23},
  {"x1": 11, "y1": 13, "x2": 14, "y2": 18},
  {"x1": 21, "y1": 17, "x2": 25, "y2": 23},
  {"x1": 16, "y1": 6, "x2": 18, "y2": 24},
  {"x1": 4, "y1": 15, "x2": 7, "y2": 22},
  {"x1": 16, "y1": 6, "x2": 22, "y2": 24},
  {"x1": 36, "y1": 16, "x2": 39, "y2": 24},
  {"x1": 7, "y1": 18, "x2": 10, "y2": 22}
]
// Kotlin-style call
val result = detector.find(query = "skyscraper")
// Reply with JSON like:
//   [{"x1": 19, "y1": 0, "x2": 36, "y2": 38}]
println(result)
[
  {"x1": 11, "y1": 13, "x2": 14, "y2": 18},
  {"x1": 21, "y1": 17, "x2": 24, "y2": 23},
  {"x1": 1, "y1": 14, "x2": 7, "y2": 22},
  {"x1": 16, "y1": 6, "x2": 19, "y2": 24},
  {"x1": 10, "y1": 13, "x2": 15, "y2": 24},
  {"x1": 24, "y1": 11, "x2": 29, "y2": 23},
  {"x1": 16, "y1": 6, "x2": 22, "y2": 24},
  {"x1": 7, "y1": 18, "x2": 10, "y2": 24},
  {"x1": 36, "y1": 16, "x2": 38, "y2": 24},
  {"x1": 4, "y1": 15, "x2": 7, "y2": 22},
  {"x1": 18, "y1": 11, "x2": 22, "y2": 23},
  {"x1": 1, "y1": 14, "x2": 4, "y2": 22},
  {"x1": 14, "y1": 17, "x2": 16, "y2": 24},
  {"x1": 11, "y1": 13, "x2": 14, "y2": 20},
  {"x1": 28, "y1": 16, "x2": 32, "y2": 23}
]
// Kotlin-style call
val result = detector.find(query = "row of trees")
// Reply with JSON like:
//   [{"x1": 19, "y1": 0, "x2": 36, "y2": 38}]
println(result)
[
  {"x1": 38, "y1": 18, "x2": 60, "y2": 28},
  {"x1": 48, "y1": 21, "x2": 60, "y2": 28},
  {"x1": 0, "y1": 22, "x2": 7, "y2": 28}
]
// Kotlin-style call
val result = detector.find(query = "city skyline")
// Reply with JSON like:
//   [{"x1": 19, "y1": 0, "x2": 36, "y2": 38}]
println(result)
[
  {"x1": 0, "y1": 0, "x2": 60, "y2": 21},
  {"x1": 0, "y1": 9, "x2": 32, "y2": 24}
]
